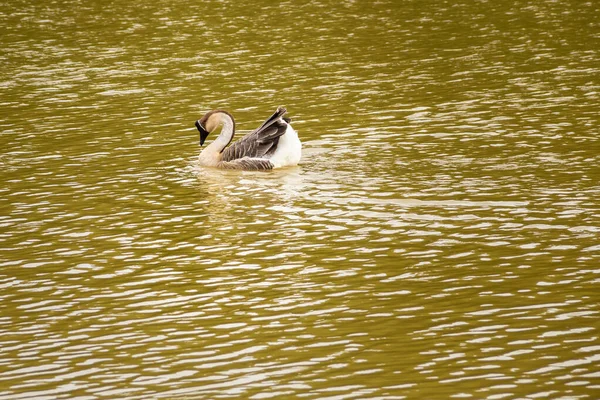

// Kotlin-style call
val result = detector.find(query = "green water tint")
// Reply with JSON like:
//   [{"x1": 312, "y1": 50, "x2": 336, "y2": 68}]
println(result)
[{"x1": 1, "y1": 0, "x2": 599, "y2": 398}]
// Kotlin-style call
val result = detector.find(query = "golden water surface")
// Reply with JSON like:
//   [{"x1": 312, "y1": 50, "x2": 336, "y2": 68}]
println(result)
[{"x1": 1, "y1": 0, "x2": 599, "y2": 398}]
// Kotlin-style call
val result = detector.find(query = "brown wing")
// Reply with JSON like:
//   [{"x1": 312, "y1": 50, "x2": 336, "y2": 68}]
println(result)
[
  {"x1": 217, "y1": 157, "x2": 274, "y2": 170},
  {"x1": 221, "y1": 107, "x2": 288, "y2": 162}
]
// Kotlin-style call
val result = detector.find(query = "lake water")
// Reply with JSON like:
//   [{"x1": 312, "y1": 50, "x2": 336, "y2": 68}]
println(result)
[{"x1": 1, "y1": 0, "x2": 599, "y2": 398}]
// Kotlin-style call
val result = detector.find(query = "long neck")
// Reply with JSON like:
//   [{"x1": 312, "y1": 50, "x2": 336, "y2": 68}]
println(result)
[
  {"x1": 199, "y1": 112, "x2": 236, "y2": 166},
  {"x1": 211, "y1": 112, "x2": 235, "y2": 153}
]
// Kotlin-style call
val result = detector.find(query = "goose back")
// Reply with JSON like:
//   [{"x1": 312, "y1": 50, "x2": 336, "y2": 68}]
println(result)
[{"x1": 221, "y1": 107, "x2": 288, "y2": 162}]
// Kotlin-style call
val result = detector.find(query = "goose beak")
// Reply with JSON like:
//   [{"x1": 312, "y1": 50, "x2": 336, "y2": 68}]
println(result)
[{"x1": 195, "y1": 120, "x2": 210, "y2": 146}]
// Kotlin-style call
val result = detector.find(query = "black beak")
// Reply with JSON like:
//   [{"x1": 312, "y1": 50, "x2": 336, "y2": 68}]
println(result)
[{"x1": 195, "y1": 120, "x2": 210, "y2": 146}]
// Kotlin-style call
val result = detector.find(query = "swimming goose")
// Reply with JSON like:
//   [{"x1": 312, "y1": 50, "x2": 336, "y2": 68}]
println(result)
[{"x1": 194, "y1": 106, "x2": 301, "y2": 170}]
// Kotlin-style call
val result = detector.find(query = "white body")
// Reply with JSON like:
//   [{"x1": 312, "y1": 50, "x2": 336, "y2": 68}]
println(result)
[{"x1": 268, "y1": 123, "x2": 302, "y2": 168}]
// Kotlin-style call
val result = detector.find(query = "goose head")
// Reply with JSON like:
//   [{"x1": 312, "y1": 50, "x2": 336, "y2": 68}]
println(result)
[
  {"x1": 195, "y1": 111, "x2": 218, "y2": 146},
  {"x1": 195, "y1": 121, "x2": 209, "y2": 146},
  {"x1": 195, "y1": 110, "x2": 235, "y2": 146}
]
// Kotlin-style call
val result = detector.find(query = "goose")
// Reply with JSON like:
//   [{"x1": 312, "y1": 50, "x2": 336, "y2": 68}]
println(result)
[{"x1": 194, "y1": 106, "x2": 301, "y2": 170}]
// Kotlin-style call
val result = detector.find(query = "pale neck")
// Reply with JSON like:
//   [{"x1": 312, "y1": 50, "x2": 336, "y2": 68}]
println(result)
[
  {"x1": 207, "y1": 112, "x2": 236, "y2": 153},
  {"x1": 219, "y1": 113, "x2": 235, "y2": 146}
]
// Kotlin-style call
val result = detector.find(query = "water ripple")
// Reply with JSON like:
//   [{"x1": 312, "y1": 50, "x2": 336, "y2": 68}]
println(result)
[{"x1": 1, "y1": 0, "x2": 599, "y2": 399}]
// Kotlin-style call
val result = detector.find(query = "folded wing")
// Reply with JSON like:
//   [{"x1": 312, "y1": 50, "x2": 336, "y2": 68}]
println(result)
[
  {"x1": 217, "y1": 157, "x2": 274, "y2": 170},
  {"x1": 221, "y1": 107, "x2": 288, "y2": 162}
]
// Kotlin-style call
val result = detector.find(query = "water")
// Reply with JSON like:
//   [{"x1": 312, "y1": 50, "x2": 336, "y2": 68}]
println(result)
[{"x1": 1, "y1": 0, "x2": 599, "y2": 398}]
